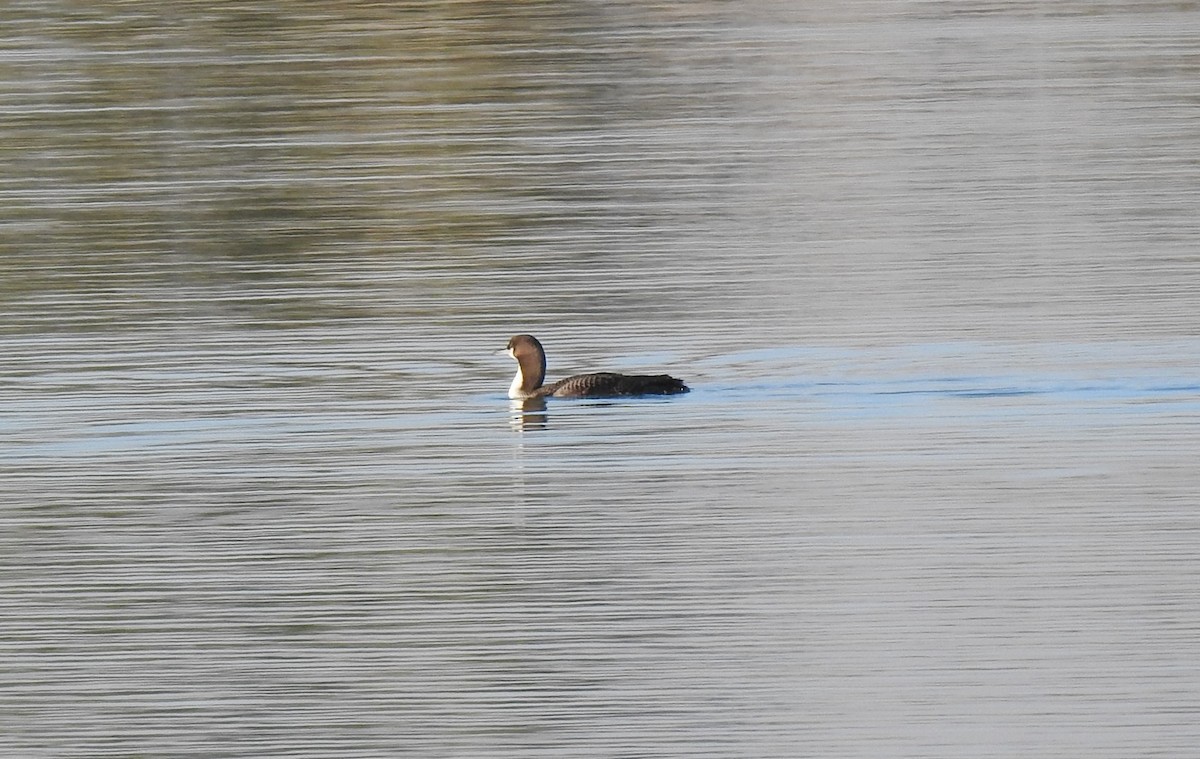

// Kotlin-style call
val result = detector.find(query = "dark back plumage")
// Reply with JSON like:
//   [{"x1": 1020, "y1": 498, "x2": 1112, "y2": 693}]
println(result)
[{"x1": 546, "y1": 372, "x2": 688, "y2": 398}]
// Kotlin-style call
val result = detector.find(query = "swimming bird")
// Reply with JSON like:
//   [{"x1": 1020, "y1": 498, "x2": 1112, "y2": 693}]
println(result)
[{"x1": 503, "y1": 334, "x2": 689, "y2": 399}]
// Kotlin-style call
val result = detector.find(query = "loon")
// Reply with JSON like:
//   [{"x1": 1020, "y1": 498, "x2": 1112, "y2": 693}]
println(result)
[{"x1": 504, "y1": 334, "x2": 689, "y2": 399}]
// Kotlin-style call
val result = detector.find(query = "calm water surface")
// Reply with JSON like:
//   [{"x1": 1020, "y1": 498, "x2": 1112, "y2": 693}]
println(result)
[{"x1": 3, "y1": 2, "x2": 1200, "y2": 757}]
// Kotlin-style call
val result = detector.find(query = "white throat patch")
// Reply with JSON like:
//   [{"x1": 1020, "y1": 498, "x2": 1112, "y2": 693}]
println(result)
[
  {"x1": 507, "y1": 348, "x2": 528, "y2": 399},
  {"x1": 508, "y1": 366, "x2": 526, "y2": 399}
]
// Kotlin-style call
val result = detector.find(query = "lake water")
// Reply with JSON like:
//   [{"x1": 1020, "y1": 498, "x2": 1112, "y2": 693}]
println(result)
[{"x1": 3, "y1": 2, "x2": 1200, "y2": 757}]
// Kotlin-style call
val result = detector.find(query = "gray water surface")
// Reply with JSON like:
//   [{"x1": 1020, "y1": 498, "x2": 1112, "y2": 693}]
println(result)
[{"x1": 3, "y1": 2, "x2": 1200, "y2": 757}]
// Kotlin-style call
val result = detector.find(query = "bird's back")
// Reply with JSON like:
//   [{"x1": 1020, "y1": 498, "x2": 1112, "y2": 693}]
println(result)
[{"x1": 544, "y1": 372, "x2": 689, "y2": 398}]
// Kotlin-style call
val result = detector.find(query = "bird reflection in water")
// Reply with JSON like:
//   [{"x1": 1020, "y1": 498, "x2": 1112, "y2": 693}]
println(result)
[{"x1": 509, "y1": 396, "x2": 548, "y2": 431}]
